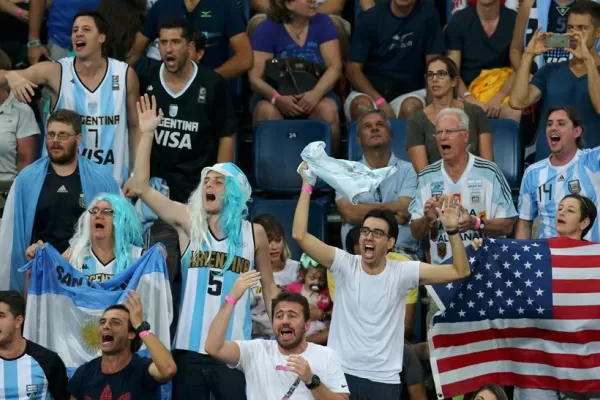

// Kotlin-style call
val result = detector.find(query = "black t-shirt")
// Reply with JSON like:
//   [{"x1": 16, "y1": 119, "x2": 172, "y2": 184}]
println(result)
[
  {"x1": 0, "y1": 340, "x2": 69, "y2": 400},
  {"x1": 445, "y1": 5, "x2": 516, "y2": 87},
  {"x1": 31, "y1": 164, "x2": 85, "y2": 253},
  {"x1": 68, "y1": 354, "x2": 163, "y2": 400},
  {"x1": 144, "y1": 62, "x2": 237, "y2": 203},
  {"x1": 349, "y1": 0, "x2": 445, "y2": 97}
]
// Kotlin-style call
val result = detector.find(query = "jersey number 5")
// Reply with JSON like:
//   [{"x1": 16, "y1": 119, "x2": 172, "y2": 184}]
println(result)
[
  {"x1": 538, "y1": 183, "x2": 552, "y2": 202},
  {"x1": 207, "y1": 270, "x2": 223, "y2": 296}
]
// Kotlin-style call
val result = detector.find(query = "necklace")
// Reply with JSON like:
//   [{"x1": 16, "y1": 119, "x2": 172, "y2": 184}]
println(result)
[{"x1": 287, "y1": 24, "x2": 306, "y2": 40}]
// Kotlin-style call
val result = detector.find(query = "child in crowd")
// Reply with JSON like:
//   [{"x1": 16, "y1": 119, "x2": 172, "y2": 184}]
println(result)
[{"x1": 285, "y1": 253, "x2": 332, "y2": 344}]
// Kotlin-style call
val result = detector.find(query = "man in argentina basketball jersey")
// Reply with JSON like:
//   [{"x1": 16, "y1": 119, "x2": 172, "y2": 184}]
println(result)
[
  {"x1": 25, "y1": 193, "x2": 150, "y2": 285},
  {"x1": 0, "y1": 10, "x2": 141, "y2": 186},
  {"x1": 129, "y1": 94, "x2": 278, "y2": 400},
  {"x1": 0, "y1": 290, "x2": 69, "y2": 400},
  {"x1": 517, "y1": 106, "x2": 600, "y2": 241}
]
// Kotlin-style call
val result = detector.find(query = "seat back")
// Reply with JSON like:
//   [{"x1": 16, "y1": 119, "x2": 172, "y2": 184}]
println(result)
[
  {"x1": 491, "y1": 119, "x2": 523, "y2": 193},
  {"x1": 253, "y1": 120, "x2": 332, "y2": 193}
]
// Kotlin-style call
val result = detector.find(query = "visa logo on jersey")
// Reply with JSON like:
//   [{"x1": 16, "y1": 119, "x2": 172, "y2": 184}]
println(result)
[{"x1": 81, "y1": 148, "x2": 115, "y2": 165}]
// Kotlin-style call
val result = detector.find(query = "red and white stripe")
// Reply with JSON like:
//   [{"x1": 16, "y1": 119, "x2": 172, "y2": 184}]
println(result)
[{"x1": 430, "y1": 238, "x2": 600, "y2": 398}]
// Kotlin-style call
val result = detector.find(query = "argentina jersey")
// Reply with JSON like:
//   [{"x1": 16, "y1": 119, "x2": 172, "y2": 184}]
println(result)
[
  {"x1": 175, "y1": 220, "x2": 255, "y2": 354},
  {"x1": 409, "y1": 154, "x2": 517, "y2": 264},
  {"x1": 80, "y1": 246, "x2": 144, "y2": 283},
  {"x1": 0, "y1": 353, "x2": 50, "y2": 399},
  {"x1": 49, "y1": 57, "x2": 129, "y2": 186},
  {"x1": 519, "y1": 147, "x2": 600, "y2": 241}
]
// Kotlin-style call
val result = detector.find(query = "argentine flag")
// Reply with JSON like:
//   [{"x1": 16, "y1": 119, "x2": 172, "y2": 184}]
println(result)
[{"x1": 21, "y1": 244, "x2": 173, "y2": 374}]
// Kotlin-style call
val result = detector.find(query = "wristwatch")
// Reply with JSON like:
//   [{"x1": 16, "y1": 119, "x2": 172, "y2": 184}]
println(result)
[
  {"x1": 305, "y1": 374, "x2": 321, "y2": 390},
  {"x1": 135, "y1": 321, "x2": 151, "y2": 336},
  {"x1": 479, "y1": 218, "x2": 486, "y2": 231}
]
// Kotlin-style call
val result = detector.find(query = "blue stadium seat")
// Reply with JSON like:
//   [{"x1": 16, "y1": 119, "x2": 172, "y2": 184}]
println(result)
[
  {"x1": 534, "y1": 132, "x2": 551, "y2": 163},
  {"x1": 249, "y1": 197, "x2": 328, "y2": 260},
  {"x1": 347, "y1": 119, "x2": 410, "y2": 162},
  {"x1": 253, "y1": 120, "x2": 332, "y2": 193},
  {"x1": 490, "y1": 119, "x2": 523, "y2": 194}
]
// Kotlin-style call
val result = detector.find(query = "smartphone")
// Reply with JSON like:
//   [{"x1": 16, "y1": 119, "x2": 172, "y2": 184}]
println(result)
[{"x1": 546, "y1": 34, "x2": 570, "y2": 49}]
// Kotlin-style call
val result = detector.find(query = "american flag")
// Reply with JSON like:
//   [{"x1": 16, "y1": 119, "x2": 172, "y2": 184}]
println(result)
[{"x1": 428, "y1": 237, "x2": 600, "y2": 398}]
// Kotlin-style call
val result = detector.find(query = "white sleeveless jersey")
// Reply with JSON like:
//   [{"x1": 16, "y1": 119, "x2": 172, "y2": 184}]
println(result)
[
  {"x1": 175, "y1": 220, "x2": 255, "y2": 354},
  {"x1": 52, "y1": 57, "x2": 130, "y2": 185},
  {"x1": 80, "y1": 246, "x2": 144, "y2": 283}
]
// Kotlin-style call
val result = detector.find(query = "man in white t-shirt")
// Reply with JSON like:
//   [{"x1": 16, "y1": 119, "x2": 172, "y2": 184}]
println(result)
[
  {"x1": 292, "y1": 162, "x2": 471, "y2": 399},
  {"x1": 206, "y1": 275, "x2": 349, "y2": 400}
]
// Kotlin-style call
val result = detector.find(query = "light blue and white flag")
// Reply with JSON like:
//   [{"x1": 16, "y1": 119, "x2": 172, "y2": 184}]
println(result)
[
  {"x1": 20, "y1": 244, "x2": 173, "y2": 372},
  {"x1": 300, "y1": 141, "x2": 397, "y2": 204}
]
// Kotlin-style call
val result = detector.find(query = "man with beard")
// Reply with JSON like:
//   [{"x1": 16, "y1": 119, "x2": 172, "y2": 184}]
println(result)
[
  {"x1": 0, "y1": 291, "x2": 69, "y2": 400},
  {"x1": 0, "y1": 109, "x2": 120, "y2": 292},
  {"x1": 206, "y1": 279, "x2": 349, "y2": 400},
  {"x1": 130, "y1": 94, "x2": 276, "y2": 400},
  {"x1": 135, "y1": 17, "x2": 236, "y2": 282},
  {"x1": 68, "y1": 291, "x2": 177, "y2": 399}
]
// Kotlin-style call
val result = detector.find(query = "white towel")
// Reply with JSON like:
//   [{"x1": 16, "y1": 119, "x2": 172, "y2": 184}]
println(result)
[{"x1": 299, "y1": 141, "x2": 396, "y2": 204}]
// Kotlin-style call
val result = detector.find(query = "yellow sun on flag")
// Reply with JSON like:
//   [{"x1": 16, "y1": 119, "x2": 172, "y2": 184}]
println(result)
[{"x1": 80, "y1": 318, "x2": 101, "y2": 355}]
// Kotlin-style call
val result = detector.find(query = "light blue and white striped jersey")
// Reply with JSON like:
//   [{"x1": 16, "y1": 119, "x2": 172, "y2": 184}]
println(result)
[
  {"x1": 409, "y1": 154, "x2": 517, "y2": 264},
  {"x1": 0, "y1": 340, "x2": 67, "y2": 400},
  {"x1": 519, "y1": 147, "x2": 600, "y2": 241},
  {"x1": 174, "y1": 220, "x2": 255, "y2": 354},
  {"x1": 80, "y1": 246, "x2": 144, "y2": 283},
  {"x1": 50, "y1": 57, "x2": 130, "y2": 186}
]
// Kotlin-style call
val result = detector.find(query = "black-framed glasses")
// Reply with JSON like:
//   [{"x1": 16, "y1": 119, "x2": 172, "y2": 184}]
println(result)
[
  {"x1": 359, "y1": 227, "x2": 389, "y2": 239},
  {"x1": 88, "y1": 207, "x2": 115, "y2": 216},
  {"x1": 434, "y1": 128, "x2": 465, "y2": 137},
  {"x1": 426, "y1": 70, "x2": 449, "y2": 80},
  {"x1": 46, "y1": 132, "x2": 77, "y2": 141}
]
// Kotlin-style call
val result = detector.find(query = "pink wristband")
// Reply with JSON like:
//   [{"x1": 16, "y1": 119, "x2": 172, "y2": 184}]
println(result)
[
  {"x1": 139, "y1": 330, "x2": 151, "y2": 339},
  {"x1": 301, "y1": 184, "x2": 313, "y2": 194},
  {"x1": 474, "y1": 217, "x2": 481, "y2": 230},
  {"x1": 271, "y1": 92, "x2": 281, "y2": 104},
  {"x1": 225, "y1": 295, "x2": 237, "y2": 306},
  {"x1": 16, "y1": 8, "x2": 23, "y2": 19},
  {"x1": 374, "y1": 97, "x2": 386, "y2": 107}
]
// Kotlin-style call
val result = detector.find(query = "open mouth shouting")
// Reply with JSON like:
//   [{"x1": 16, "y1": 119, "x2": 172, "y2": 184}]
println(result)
[
  {"x1": 164, "y1": 55, "x2": 177, "y2": 69},
  {"x1": 75, "y1": 40, "x2": 87, "y2": 52},
  {"x1": 363, "y1": 243, "x2": 375, "y2": 258},
  {"x1": 101, "y1": 332, "x2": 115, "y2": 346},
  {"x1": 278, "y1": 327, "x2": 295, "y2": 341},
  {"x1": 440, "y1": 144, "x2": 452, "y2": 155},
  {"x1": 549, "y1": 134, "x2": 561, "y2": 145}
]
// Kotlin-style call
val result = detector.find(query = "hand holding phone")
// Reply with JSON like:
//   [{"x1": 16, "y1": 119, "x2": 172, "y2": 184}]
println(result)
[{"x1": 546, "y1": 34, "x2": 570, "y2": 49}]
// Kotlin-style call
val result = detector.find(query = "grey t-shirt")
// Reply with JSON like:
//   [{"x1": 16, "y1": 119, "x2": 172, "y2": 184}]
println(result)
[
  {"x1": 0, "y1": 93, "x2": 40, "y2": 180},
  {"x1": 405, "y1": 101, "x2": 491, "y2": 165}
]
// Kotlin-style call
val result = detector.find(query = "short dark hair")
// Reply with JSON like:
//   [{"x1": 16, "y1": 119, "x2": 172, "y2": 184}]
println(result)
[
  {"x1": 472, "y1": 384, "x2": 508, "y2": 400},
  {"x1": 271, "y1": 291, "x2": 310, "y2": 322},
  {"x1": 0, "y1": 291, "x2": 25, "y2": 319},
  {"x1": 102, "y1": 304, "x2": 142, "y2": 353},
  {"x1": 73, "y1": 10, "x2": 109, "y2": 36},
  {"x1": 192, "y1": 30, "x2": 206, "y2": 52},
  {"x1": 158, "y1": 17, "x2": 194, "y2": 43},
  {"x1": 47, "y1": 109, "x2": 82, "y2": 134},
  {"x1": 570, "y1": 0, "x2": 600, "y2": 29},
  {"x1": 345, "y1": 225, "x2": 362, "y2": 254},
  {"x1": 363, "y1": 209, "x2": 399, "y2": 243},
  {"x1": 562, "y1": 194, "x2": 598, "y2": 238},
  {"x1": 547, "y1": 106, "x2": 584, "y2": 148}
]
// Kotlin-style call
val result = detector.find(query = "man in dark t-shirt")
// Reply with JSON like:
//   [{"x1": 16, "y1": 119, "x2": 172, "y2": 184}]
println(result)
[
  {"x1": 129, "y1": 17, "x2": 236, "y2": 283},
  {"x1": 345, "y1": 0, "x2": 445, "y2": 122},
  {"x1": 0, "y1": 291, "x2": 69, "y2": 400},
  {"x1": 445, "y1": 0, "x2": 521, "y2": 121},
  {"x1": 68, "y1": 291, "x2": 176, "y2": 400}
]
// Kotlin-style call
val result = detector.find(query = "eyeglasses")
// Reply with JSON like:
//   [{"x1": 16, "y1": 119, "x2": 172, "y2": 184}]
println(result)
[
  {"x1": 88, "y1": 207, "x2": 115, "y2": 216},
  {"x1": 359, "y1": 227, "x2": 389, "y2": 239},
  {"x1": 434, "y1": 128, "x2": 465, "y2": 137},
  {"x1": 426, "y1": 70, "x2": 450, "y2": 80},
  {"x1": 46, "y1": 132, "x2": 77, "y2": 141}
]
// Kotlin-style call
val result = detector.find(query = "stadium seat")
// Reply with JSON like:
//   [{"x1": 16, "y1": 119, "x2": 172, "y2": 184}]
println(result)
[
  {"x1": 347, "y1": 119, "x2": 410, "y2": 162},
  {"x1": 534, "y1": 132, "x2": 551, "y2": 163},
  {"x1": 490, "y1": 119, "x2": 523, "y2": 196},
  {"x1": 249, "y1": 197, "x2": 328, "y2": 260},
  {"x1": 253, "y1": 120, "x2": 332, "y2": 193}
]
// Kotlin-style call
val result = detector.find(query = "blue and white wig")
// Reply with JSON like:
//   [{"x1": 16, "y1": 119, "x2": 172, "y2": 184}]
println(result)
[
  {"x1": 187, "y1": 162, "x2": 252, "y2": 272},
  {"x1": 69, "y1": 193, "x2": 144, "y2": 274}
]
